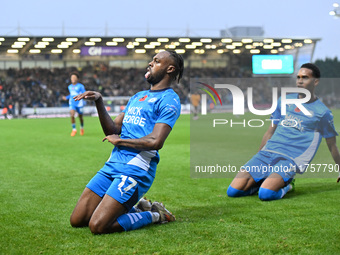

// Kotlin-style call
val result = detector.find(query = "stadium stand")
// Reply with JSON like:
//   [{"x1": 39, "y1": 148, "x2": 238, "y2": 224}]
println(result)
[
  {"x1": 0, "y1": 63, "x2": 338, "y2": 118},
  {"x1": 0, "y1": 65, "x2": 251, "y2": 116},
  {"x1": 1, "y1": 36, "x2": 338, "y2": 118}
]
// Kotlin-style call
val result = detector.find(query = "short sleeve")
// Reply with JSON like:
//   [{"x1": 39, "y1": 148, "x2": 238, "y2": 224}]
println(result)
[
  {"x1": 156, "y1": 95, "x2": 181, "y2": 129},
  {"x1": 318, "y1": 111, "x2": 338, "y2": 138}
]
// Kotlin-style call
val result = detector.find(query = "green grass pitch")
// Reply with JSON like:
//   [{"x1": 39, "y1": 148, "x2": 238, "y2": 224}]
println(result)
[{"x1": 1, "y1": 112, "x2": 340, "y2": 254}]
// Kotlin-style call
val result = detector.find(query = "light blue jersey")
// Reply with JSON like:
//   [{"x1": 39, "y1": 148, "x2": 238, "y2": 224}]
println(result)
[
  {"x1": 66, "y1": 83, "x2": 86, "y2": 108},
  {"x1": 262, "y1": 93, "x2": 338, "y2": 172},
  {"x1": 104, "y1": 87, "x2": 181, "y2": 178}
]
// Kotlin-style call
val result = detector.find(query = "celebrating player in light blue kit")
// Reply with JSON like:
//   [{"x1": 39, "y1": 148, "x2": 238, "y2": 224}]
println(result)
[
  {"x1": 227, "y1": 63, "x2": 340, "y2": 201},
  {"x1": 64, "y1": 72, "x2": 86, "y2": 136},
  {"x1": 70, "y1": 51, "x2": 183, "y2": 234}
]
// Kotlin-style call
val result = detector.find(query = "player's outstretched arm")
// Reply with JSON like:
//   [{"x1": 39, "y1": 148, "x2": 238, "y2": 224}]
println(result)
[
  {"x1": 258, "y1": 124, "x2": 277, "y2": 151},
  {"x1": 62, "y1": 95, "x2": 69, "y2": 101},
  {"x1": 74, "y1": 91, "x2": 123, "y2": 135},
  {"x1": 325, "y1": 136, "x2": 340, "y2": 182},
  {"x1": 103, "y1": 123, "x2": 172, "y2": 151},
  {"x1": 74, "y1": 91, "x2": 101, "y2": 101}
]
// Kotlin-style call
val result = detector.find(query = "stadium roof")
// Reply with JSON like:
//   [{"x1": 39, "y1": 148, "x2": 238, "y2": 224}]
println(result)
[{"x1": 0, "y1": 36, "x2": 320, "y2": 58}]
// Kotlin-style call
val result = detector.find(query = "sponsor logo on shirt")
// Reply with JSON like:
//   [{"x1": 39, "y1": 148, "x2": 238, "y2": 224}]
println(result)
[
  {"x1": 282, "y1": 114, "x2": 304, "y2": 131},
  {"x1": 123, "y1": 106, "x2": 146, "y2": 127}
]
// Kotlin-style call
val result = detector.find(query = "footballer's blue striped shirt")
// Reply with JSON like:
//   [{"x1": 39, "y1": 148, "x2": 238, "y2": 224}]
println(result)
[
  {"x1": 262, "y1": 93, "x2": 338, "y2": 172},
  {"x1": 106, "y1": 87, "x2": 181, "y2": 178}
]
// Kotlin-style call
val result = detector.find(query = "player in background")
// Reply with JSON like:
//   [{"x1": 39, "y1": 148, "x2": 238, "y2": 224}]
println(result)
[
  {"x1": 63, "y1": 72, "x2": 86, "y2": 136},
  {"x1": 70, "y1": 50, "x2": 184, "y2": 234},
  {"x1": 190, "y1": 92, "x2": 201, "y2": 120},
  {"x1": 227, "y1": 63, "x2": 340, "y2": 201}
]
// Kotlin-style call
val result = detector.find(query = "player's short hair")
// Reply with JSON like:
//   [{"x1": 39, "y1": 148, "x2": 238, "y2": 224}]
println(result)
[
  {"x1": 70, "y1": 71, "x2": 80, "y2": 79},
  {"x1": 301, "y1": 63, "x2": 321, "y2": 78},
  {"x1": 167, "y1": 50, "x2": 184, "y2": 83}
]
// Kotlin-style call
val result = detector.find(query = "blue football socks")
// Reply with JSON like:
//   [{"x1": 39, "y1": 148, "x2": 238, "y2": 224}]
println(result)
[
  {"x1": 116, "y1": 211, "x2": 153, "y2": 231},
  {"x1": 227, "y1": 185, "x2": 259, "y2": 197},
  {"x1": 258, "y1": 184, "x2": 291, "y2": 201}
]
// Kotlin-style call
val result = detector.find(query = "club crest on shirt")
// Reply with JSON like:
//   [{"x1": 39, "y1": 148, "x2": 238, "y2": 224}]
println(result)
[
  {"x1": 139, "y1": 95, "x2": 148, "y2": 101},
  {"x1": 148, "y1": 98, "x2": 157, "y2": 103}
]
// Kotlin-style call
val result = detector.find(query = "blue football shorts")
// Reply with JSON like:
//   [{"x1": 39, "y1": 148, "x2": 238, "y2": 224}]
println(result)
[
  {"x1": 86, "y1": 162, "x2": 155, "y2": 211},
  {"x1": 69, "y1": 105, "x2": 83, "y2": 114},
  {"x1": 241, "y1": 150, "x2": 297, "y2": 185}
]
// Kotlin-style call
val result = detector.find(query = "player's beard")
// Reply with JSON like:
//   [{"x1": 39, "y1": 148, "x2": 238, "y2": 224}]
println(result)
[{"x1": 147, "y1": 68, "x2": 167, "y2": 86}]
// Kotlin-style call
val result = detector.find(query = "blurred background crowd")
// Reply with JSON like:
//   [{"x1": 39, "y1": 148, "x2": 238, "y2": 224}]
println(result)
[{"x1": 0, "y1": 62, "x2": 338, "y2": 117}]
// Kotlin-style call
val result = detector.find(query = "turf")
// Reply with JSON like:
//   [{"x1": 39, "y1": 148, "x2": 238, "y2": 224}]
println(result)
[{"x1": 1, "y1": 112, "x2": 340, "y2": 254}]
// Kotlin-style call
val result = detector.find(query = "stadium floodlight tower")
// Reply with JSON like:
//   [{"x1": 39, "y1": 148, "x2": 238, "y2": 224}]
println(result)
[{"x1": 329, "y1": 2, "x2": 340, "y2": 17}]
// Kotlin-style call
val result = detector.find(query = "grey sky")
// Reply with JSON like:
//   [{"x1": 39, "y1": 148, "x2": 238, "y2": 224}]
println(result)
[{"x1": 1, "y1": 0, "x2": 339, "y2": 60}]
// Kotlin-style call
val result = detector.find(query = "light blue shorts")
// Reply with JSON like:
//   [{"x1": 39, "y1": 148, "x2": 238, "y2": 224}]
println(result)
[
  {"x1": 241, "y1": 151, "x2": 296, "y2": 185},
  {"x1": 86, "y1": 162, "x2": 154, "y2": 211},
  {"x1": 69, "y1": 105, "x2": 83, "y2": 114}
]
